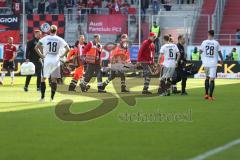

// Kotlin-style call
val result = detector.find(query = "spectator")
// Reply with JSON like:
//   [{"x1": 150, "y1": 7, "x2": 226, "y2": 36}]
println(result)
[
  {"x1": 111, "y1": 0, "x2": 121, "y2": 14},
  {"x1": 77, "y1": 0, "x2": 87, "y2": 22},
  {"x1": 12, "y1": 0, "x2": 21, "y2": 15},
  {"x1": 48, "y1": 0, "x2": 57, "y2": 14},
  {"x1": 121, "y1": 0, "x2": 130, "y2": 14},
  {"x1": 236, "y1": 29, "x2": 240, "y2": 45},
  {"x1": 0, "y1": 0, "x2": 6, "y2": 7},
  {"x1": 141, "y1": 0, "x2": 147, "y2": 16},
  {"x1": 164, "y1": 0, "x2": 172, "y2": 11},
  {"x1": 26, "y1": 0, "x2": 34, "y2": 14},
  {"x1": 65, "y1": 0, "x2": 74, "y2": 19},
  {"x1": 105, "y1": 0, "x2": 112, "y2": 10},
  {"x1": 87, "y1": 0, "x2": 96, "y2": 14},
  {"x1": 95, "y1": 0, "x2": 102, "y2": 8},
  {"x1": 38, "y1": 0, "x2": 45, "y2": 14},
  {"x1": 152, "y1": 0, "x2": 159, "y2": 15},
  {"x1": 57, "y1": 0, "x2": 65, "y2": 14},
  {"x1": 187, "y1": 0, "x2": 194, "y2": 4}
]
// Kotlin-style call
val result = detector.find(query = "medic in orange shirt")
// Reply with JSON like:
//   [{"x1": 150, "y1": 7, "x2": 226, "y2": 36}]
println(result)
[
  {"x1": 102, "y1": 34, "x2": 131, "y2": 93},
  {"x1": 68, "y1": 35, "x2": 86, "y2": 91}
]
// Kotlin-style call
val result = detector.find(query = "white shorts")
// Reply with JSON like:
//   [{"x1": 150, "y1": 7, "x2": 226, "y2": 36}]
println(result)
[
  {"x1": 204, "y1": 66, "x2": 217, "y2": 78},
  {"x1": 42, "y1": 59, "x2": 61, "y2": 78},
  {"x1": 160, "y1": 67, "x2": 175, "y2": 79}
]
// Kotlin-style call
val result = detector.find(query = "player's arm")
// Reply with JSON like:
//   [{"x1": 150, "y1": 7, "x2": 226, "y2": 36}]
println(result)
[
  {"x1": 34, "y1": 42, "x2": 44, "y2": 59},
  {"x1": 217, "y1": 43, "x2": 223, "y2": 64},
  {"x1": 61, "y1": 45, "x2": 70, "y2": 58},
  {"x1": 10, "y1": 46, "x2": 18, "y2": 62},
  {"x1": 218, "y1": 51, "x2": 224, "y2": 64},
  {"x1": 176, "y1": 52, "x2": 181, "y2": 67},
  {"x1": 158, "y1": 52, "x2": 163, "y2": 64}
]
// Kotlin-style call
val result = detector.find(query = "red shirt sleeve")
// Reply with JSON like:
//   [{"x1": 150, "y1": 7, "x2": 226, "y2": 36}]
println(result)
[{"x1": 83, "y1": 42, "x2": 92, "y2": 55}]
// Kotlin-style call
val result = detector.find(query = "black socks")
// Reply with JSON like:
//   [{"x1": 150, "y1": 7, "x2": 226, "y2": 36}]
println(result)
[
  {"x1": 209, "y1": 80, "x2": 215, "y2": 97},
  {"x1": 51, "y1": 82, "x2": 57, "y2": 99},
  {"x1": 205, "y1": 79, "x2": 209, "y2": 95},
  {"x1": 41, "y1": 82, "x2": 46, "y2": 99}
]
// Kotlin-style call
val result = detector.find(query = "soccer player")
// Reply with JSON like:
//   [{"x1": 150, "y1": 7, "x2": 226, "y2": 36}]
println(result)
[
  {"x1": 137, "y1": 32, "x2": 156, "y2": 94},
  {"x1": 24, "y1": 30, "x2": 42, "y2": 91},
  {"x1": 199, "y1": 30, "x2": 223, "y2": 101},
  {"x1": 102, "y1": 34, "x2": 131, "y2": 93},
  {"x1": 35, "y1": 25, "x2": 70, "y2": 102},
  {"x1": 158, "y1": 35, "x2": 180, "y2": 96},
  {"x1": 0, "y1": 37, "x2": 17, "y2": 85},
  {"x1": 79, "y1": 34, "x2": 106, "y2": 93}
]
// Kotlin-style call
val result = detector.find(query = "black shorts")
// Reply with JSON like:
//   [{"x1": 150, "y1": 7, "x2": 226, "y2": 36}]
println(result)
[{"x1": 2, "y1": 60, "x2": 15, "y2": 71}]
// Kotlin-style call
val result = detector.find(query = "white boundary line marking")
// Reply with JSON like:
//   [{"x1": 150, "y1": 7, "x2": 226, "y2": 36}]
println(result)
[{"x1": 190, "y1": 139, "x2": 240, "y2": 160}]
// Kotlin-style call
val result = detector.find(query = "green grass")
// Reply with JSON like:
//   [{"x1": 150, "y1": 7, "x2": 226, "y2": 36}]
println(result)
[{"x1": 0, "y1": 77, "x2": 239, "y2": 160}]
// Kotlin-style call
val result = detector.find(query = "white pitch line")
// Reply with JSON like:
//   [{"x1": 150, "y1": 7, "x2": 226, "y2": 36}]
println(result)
[{"x1": 190, "y1": 139, "x2": 240, "y2": 160}]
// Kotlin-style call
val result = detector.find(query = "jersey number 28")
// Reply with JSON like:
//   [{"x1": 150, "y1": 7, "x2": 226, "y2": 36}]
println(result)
[{"x1": 205, "y1": 46, "x2": 214, "y2": 56}]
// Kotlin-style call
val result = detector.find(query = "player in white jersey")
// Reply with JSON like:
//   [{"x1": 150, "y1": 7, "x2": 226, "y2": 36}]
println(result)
[
  {"x1": 199, "y1": 30, "x2": 223, "y2": 101},
  {"x1": 158, "y1": 35, "x2": 180, "y2": 96},
  {"x1": 35, "y1": 25, "x2": 70, "y2": 102}
]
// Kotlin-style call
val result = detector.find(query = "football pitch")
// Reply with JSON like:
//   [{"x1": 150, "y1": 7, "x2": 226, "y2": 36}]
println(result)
[{"x1": 0, "y1": 77, "x2": 239, "y2": 160}]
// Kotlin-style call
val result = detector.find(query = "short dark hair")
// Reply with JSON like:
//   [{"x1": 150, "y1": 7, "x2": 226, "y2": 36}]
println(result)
[
  {"x1": 75, "y1": 40, "x2": 79, "y2": 47},
  {"x1": 178, "y1": 34, "x2": 183, "y2": 40},
  {"x1": 94, "y1": 34, "x2": 100, "y2": 39},
  {"x1": 208, "y1": 30, "x2": 214, "y2": 37},
  {"x1": 163, "y1": 35, "x2": 170, "y2": 42}
]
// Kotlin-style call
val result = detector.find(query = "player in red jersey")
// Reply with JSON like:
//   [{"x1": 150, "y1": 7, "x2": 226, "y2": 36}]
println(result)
[{"x1": 0, "y1": 37, "x2": 17, "y2": 85}]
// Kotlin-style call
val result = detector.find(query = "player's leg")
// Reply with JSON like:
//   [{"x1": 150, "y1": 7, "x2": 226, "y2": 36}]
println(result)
[
  {"x1": 40, "y1": 60, "x2": 52, "y2": 101},
  {"x1": 142, "y1": 63, "x2": 152, "y2": 94},
  {"x1": 40, "y1": 64, "x2": 47, "y2": 101},
  {"x1": 50, "y1": 77, "x2": 58, "y2": 101},
  {"x1": 166, "y1": 68, "x2": 175, "y2": 96},
  {"x1": 159, "y1": 78, "x2": 167, "y2": 96},
  {"x1": 35, "y1": 61, "x2": 42, "y2": 91},
  {"x1": 49, "y1": 63, "x2": 61, "y2": 101},
  {"x1": 9, "y1": 61, "x2": 15, "y2": 85},
  {"x1": 208, "y1": 67, "x2": 217, "y2": 100},
  {"x1": 204, "y1": 67, "x2": 210, "y2": 99},
  {"x1": 96, "y1": 64, "x2": 106, "y2": 93},
  {"x1": 0, "y1": 60, "x2": 9, "y2": 84},
  {"x1": 80, "y1": 63, "x2": 94, "y2": 92}
]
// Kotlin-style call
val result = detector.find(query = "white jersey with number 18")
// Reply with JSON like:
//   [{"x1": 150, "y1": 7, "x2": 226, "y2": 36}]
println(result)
[
  {"x1": 39, "y1": 35, "x2": 67, "y2": 59},
  {"x1": 200, "y1": 39, "x2": 221, "y2": 67},
  {"x1": 160, "y1": 43, "x2": 179, "y2": 68}
]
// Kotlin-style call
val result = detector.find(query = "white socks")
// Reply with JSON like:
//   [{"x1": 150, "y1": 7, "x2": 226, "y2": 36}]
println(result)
[
  {"x1": 0, "y1": 72, "x2": 14, "y2": 83},
  {"x1": 10, "y1": 71, "x2": 14, "y2": 78},
  {"x1": 1, "y1": 72, "x2": 5, "y2": 82}
]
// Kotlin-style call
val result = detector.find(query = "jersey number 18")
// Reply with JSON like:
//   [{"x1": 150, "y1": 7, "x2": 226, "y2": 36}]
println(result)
[{"x1": 47, "y1": 42, "x2": 57, "y2": 53}]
